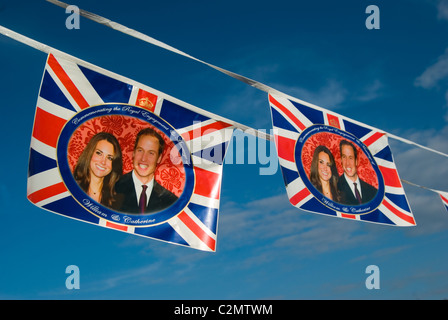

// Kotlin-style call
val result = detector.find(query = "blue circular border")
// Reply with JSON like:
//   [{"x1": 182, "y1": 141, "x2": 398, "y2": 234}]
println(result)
[
  {"x1": 57, "y1": 104, "x2": 195, "y2": 227},
  {"x1": 295, "y1": 125, "x2": 385, "y2": 215}
]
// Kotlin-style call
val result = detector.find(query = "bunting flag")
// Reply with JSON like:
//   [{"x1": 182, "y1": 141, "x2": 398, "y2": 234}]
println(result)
[
  {"x1": 269, "y1": 93, "x2": 416, "y2": 226},
  {"x1": 437, "y1": 191, "x2": 448, "y2": 213},
  {"x1": 27, "y1": 52, "x2": 234, "y2": 251}
]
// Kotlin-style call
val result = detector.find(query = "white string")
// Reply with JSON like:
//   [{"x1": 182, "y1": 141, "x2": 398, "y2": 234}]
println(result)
[
  {"x1": 401, "y1": 179, "x2": 447, "y2": 197},
  {"x1": 0, "y1": 25, "x2": 271, "y2": 141},
  {"x1": 1, "y1": 22, "x2": 447, "y2": 195},
  {"x1": 46, "y1": 0, "x2": 277, "y2": 95},
  {"x1": 44, "y1": 0, "x2": 448, "y2": 159}
]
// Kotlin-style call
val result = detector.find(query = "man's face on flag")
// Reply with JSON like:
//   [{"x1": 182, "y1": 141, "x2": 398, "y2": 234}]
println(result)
[
  {"x1": 133, "y1": 134, "x2": 162, "y2": 184},
  {"x1": 341, "y1": 144, "x2": 358, "y2": 181}
]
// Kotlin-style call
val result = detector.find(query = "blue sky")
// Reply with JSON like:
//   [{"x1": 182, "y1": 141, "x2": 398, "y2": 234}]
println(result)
[{"x1": 1, "y1": 0, "x2": 448, "y2": 300}]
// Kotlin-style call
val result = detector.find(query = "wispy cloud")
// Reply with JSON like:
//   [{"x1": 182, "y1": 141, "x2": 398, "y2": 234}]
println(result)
[
  {"x1": 270, "y1": 72, "x2": 386, "y2": 112},
  {"x1": 350, "y1": 245, "x2": 411, "y2": 263},
  {"x1": 437, "y1": 0, "x2": 448, "y2": 21},
  {"x1": 391, "y1": 126, "x2": 448, "y2": 187},
  {"x1": 414, "y1": 48, "x2": 448, "y2": 89},
  {"x1": 276, "y1": 79, "x2": 348, "y2": 110},
  {"x1": 219, "y1": 193, "x2": 377, "y2": 263},
  {"x1": 388, "y1": 126, "x2": 448, "y2": 235},
  {"x1": 353, "y1": 79, "x2": 384, "y2": 102},
  {"x1": 387, "y1": 268, "x2": 448, "y2": 299},
  {"x1": 220, "y1": 44, "x2": 385, "y2": 114},
  {"x1": 86, "y1": 263, "x2": 164, "y2": 292},
  {"x1": 414, "y1": 47, "x2": 448, "y2": 120},
  {"x1": 413, "y1": 1, "x2": 448, "y2": 117}
]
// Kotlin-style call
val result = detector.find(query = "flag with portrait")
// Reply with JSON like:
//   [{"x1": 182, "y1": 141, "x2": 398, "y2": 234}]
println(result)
[
  {"x1": 268, "y1": 93, "x2": 416, "y2": 226},
  {"x1": 27, "y1": 53, "x2": 234, "y2": 251}
]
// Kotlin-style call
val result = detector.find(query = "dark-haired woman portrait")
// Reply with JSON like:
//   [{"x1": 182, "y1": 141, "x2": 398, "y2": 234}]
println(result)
[
  {"x1": 73, "y1": 132, "x2": 123, "y2": 209},
  {"x1": 309, "y1": 145, "x2": 341, "y2": 203}
]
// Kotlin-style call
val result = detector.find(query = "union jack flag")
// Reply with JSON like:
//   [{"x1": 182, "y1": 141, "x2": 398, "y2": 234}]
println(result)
[
  {"x1": 269, "y1": 93, "x2": 416, "y2": 226},
  {"x1": 436, "y1": 190, "x2": 448, "y2": 213},
  {"x1": 27, "y1": 53, "x2": 234, "y2": 251}
]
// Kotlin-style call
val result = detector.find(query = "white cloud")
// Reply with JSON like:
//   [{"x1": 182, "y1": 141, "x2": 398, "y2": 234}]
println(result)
[
  {"x1": 445, "y1": 91, "x2": 448, "y2": 121},
  {"x1": 388, "y1": 125, "x2": 448, "y2": 235},
  {"x1": 414, "y1": 48, "x2": 448, "y2": 89},
  {"x1": 276, "y1": 79, "x2": 348, "y2": 110},
  {"x1": 90, "y1": 263, "x2": 164, "y2": 291},
  {"x1": 415, "y1": 47, "x2": 448, "y2": 118},
  {"x1": 413, "y1": 2, "x2": 448, "y2": 117},
  {"x1": 218, "y1": 193, "x2": 377, "y2": 262},
  {"x1": 353, "y1": 79, "x2": 384, "y2": 102},
  {"x1": 437, "y1": 0, "x2": 448, "y2": 21}
]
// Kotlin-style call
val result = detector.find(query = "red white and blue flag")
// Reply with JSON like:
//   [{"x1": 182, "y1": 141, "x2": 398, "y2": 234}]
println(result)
[
  {"x1": 269, "y1": 93, "x2": 416, "y2": 226},
  {"x1": 27, "y1": 53, "x2": 234, "y2": 251},
  {"x1": 436, "y1": 191, "x2": 448, "y2": 213}
]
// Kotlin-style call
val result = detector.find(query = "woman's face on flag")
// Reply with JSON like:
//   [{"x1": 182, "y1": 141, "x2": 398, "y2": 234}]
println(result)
[
  {"x1": 317, "y1": 151, "x2": 332, "y2": 182},
  {"x1": 90, "y1": 139, "x2": 114, "y2": 179}
]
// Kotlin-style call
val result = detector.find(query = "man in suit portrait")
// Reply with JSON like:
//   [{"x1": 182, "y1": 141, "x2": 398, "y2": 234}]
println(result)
[
  {"x1": 337, "y1": 140, "x2": 377, "y2": 205},
  {"x1": 115, "y1": 127, "x2": 178, "y2": 214}
]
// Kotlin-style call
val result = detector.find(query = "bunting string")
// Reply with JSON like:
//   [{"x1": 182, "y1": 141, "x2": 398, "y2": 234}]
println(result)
[
  {"x1": 45, "y1": 0, "x2": 277, "y2": 96},
  {"x1": 44, "y1": 0, "x2": 448, "y2": 160},
  {"x1": 0, "y1": 25, "x2": 269, "y2": 141},
  {"x1": 402, "y1": 179, "x2": 444, "y2": 195},
  {"x1": 0, "y1": 6, "x2": 447, "y2": 200},
  {"x1": 401, "y1": 180, "x2": 448, "y2": 213},
  {"x1": 1, "y1": 2, "x2": 445, "y2": 158}
]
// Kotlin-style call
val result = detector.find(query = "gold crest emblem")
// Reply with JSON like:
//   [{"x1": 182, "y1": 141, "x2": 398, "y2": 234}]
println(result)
[{"x1": 138, "y1": 97, "x2": 154, "y2": 109}]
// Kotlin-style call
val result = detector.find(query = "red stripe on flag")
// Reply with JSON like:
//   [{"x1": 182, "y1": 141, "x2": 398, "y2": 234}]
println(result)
[
  {"x1": 28, "y1": 182, "x2": 67, "y2": 204},
  {"x1": 363, "y1": 132, "x2": 384, "y2": 147},
  {"x1": 106, "y1": 221, "x2": 128, "y2": 232},
  {"x1": 48, "y1": 54, "x2": 90, "y2": 110},
  {"x1": 383, "y1": 199, "x2": 415, "y2": 225},
  {"x1": 193, "y1": 167, "x2": 221, "y2": 199},
  {"x1": 327, "y1": 114, "x2": 341, "y2": 129},
  {"x1": 269, "y1": 94, "x2": 306, "y2": 131},
  {"x1": 275, "y1": 135, "x2": 296, "y2": 162},
  {"x1": 379, "y1": 166, "x2": 402, "y2": 188},
  {"x1": 440, "y1": 194, "x2": 448, "y2": 205},
  {"x1": 181, "y1": 121, "x2": 233, "y2": 141},
  {"x1": 340, "y1": 213, "x2": 357, "y2": 219},
  {"x1": 32, "y1": 107, "x2": 67, "y2": 148},
  {"x1": 178, "y1": 211, "x2": 216, "y2": 251},
  {"x1": 290, "y1": 188, "x2": 311, "y2": 206}
]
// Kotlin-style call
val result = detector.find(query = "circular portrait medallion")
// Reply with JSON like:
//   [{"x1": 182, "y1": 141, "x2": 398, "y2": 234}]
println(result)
[
  {"x1": 57, "y1": 104, "x2": 194, "y2": 227},
  {"x1": 295, "y1": 125, "x2": 384, "y2": 214}
]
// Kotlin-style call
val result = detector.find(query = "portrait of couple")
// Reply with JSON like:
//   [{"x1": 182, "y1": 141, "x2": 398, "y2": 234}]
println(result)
[
  {"x1": 72, "y1": 127, "x2": 179, "y2": 214},
  {"x1": 309, "y1": 139, "x2": 378, "y2": 206}
]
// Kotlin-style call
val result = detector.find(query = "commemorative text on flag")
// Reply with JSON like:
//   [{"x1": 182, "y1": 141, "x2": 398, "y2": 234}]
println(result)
[
  {"x1": 27, "y1": 53, "x2": 234, "y2": 251},
  {"x1": 268, "y1": 93, "x2": 416, "y2": 226}
]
